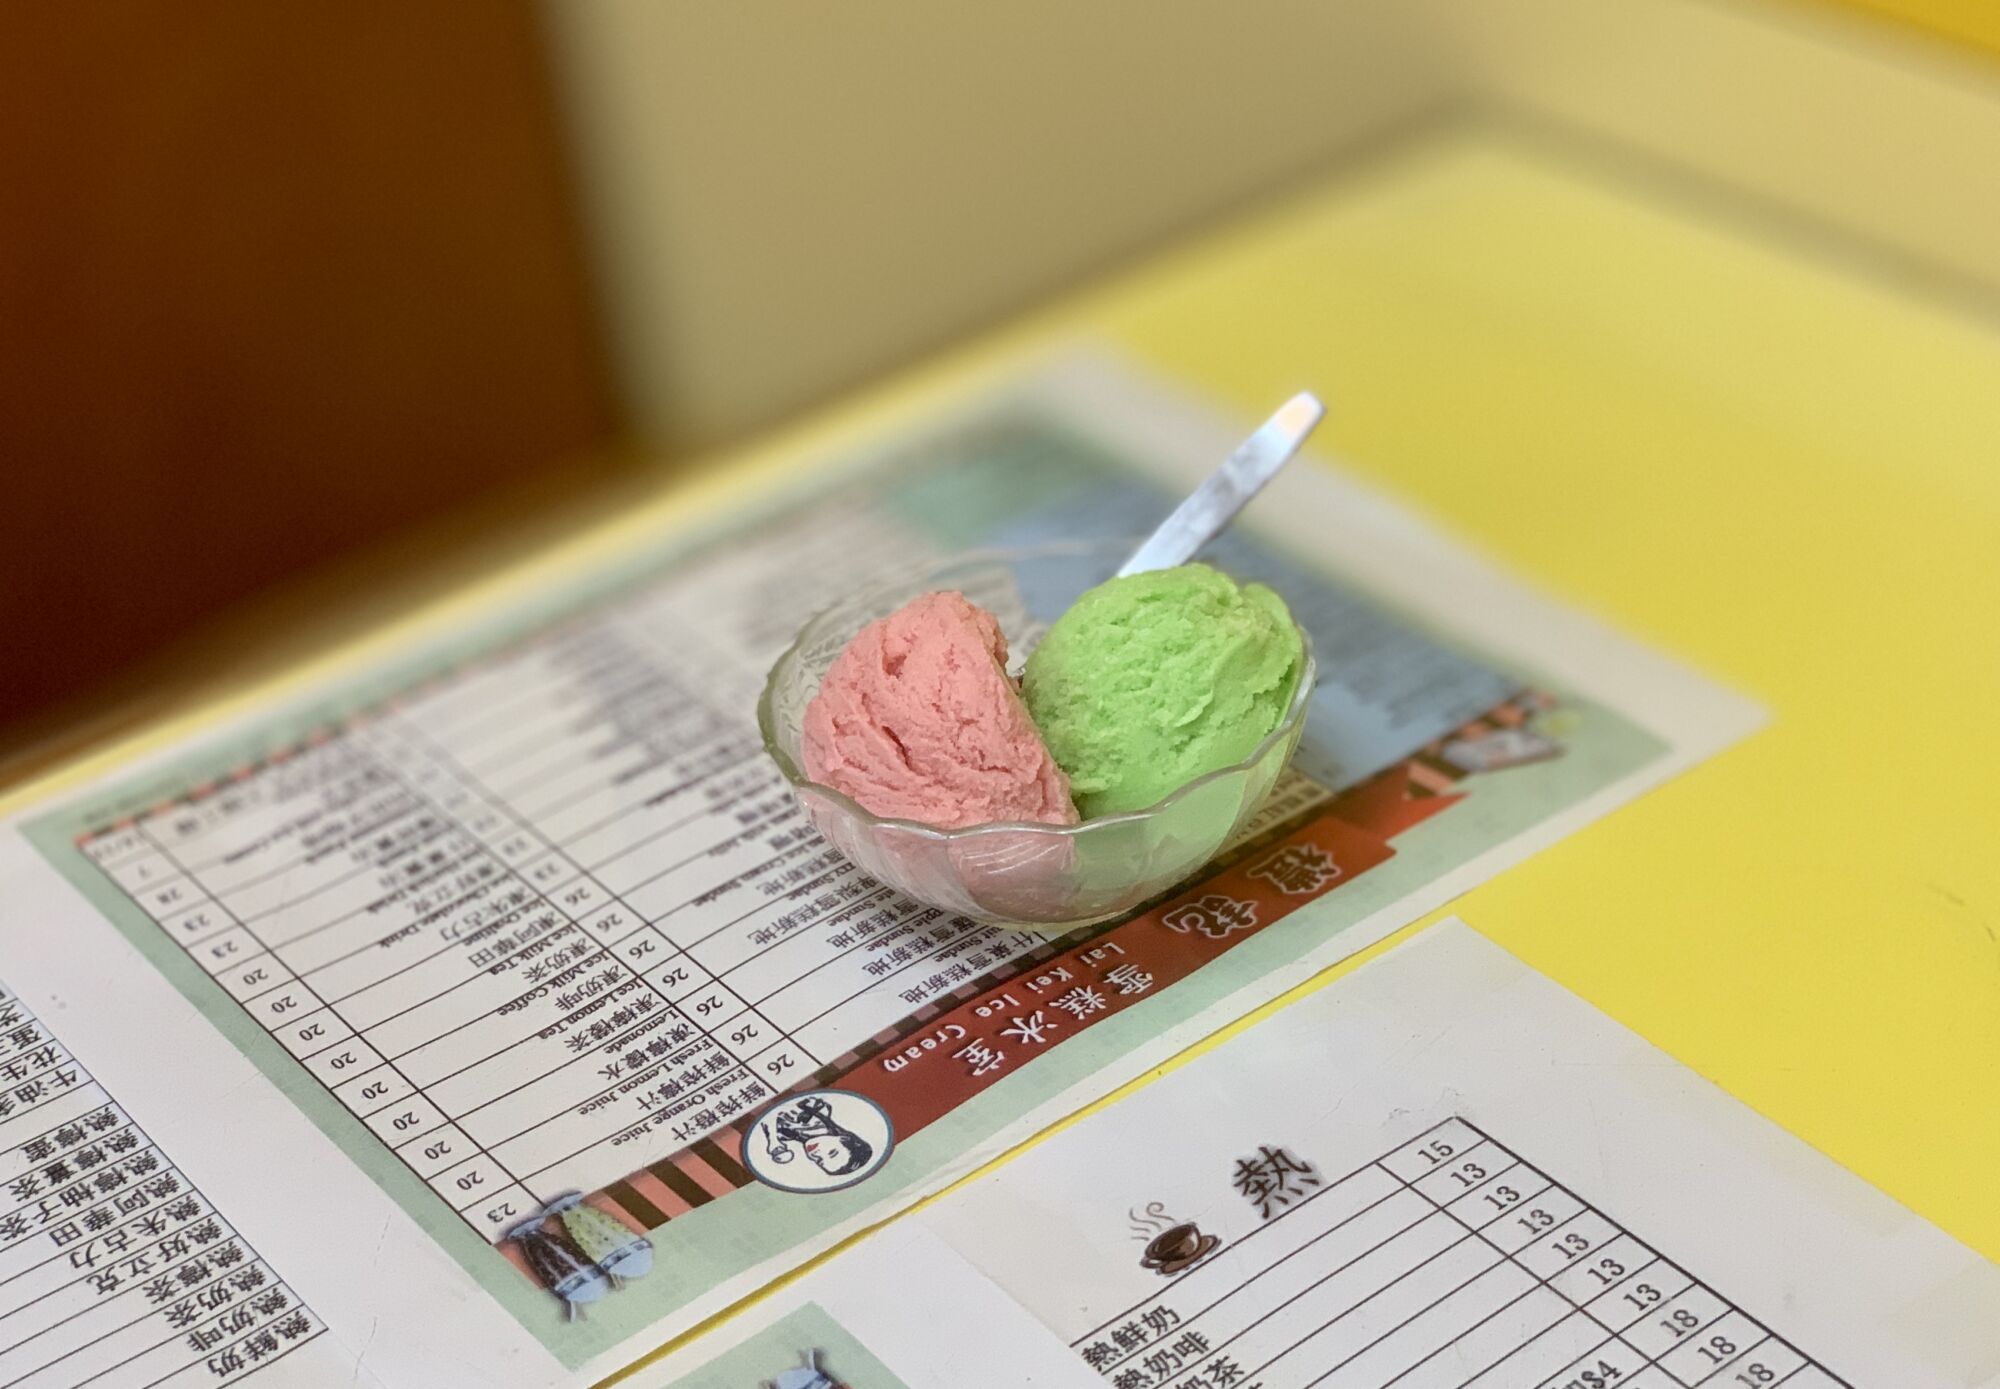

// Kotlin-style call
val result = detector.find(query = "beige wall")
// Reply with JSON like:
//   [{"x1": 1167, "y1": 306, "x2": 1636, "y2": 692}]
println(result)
[
  {"x1": 542, "y1": 0, "x2": 1443, "y2": 448},
  {"x1": 1437, "y1": 0, "x2": 2000, "y2": 304},
  {"x1": 544, "y1": 0, "x2": 2000, "y2": 452}
]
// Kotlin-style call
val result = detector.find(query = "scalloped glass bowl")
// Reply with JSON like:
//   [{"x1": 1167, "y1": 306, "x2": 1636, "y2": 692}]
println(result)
[{"x1": 757, "y1": 542, "x2": 1315, "y2": 930}]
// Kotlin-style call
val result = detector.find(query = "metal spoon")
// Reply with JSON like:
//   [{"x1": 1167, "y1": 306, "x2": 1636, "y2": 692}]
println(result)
[{"x1": 1117, "y1": 392, "x2": 1325, "y2": 577}]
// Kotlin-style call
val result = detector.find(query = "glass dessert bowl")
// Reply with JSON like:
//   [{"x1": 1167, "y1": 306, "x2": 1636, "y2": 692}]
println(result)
[{"x1": 757, "y1": 541, "x2": 1316, "y2": 930}]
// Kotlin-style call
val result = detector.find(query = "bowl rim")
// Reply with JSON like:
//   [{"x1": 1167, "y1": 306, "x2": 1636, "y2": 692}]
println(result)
[{"x1": 755, "y1": 542, "x2": 1319, "y2": 843}]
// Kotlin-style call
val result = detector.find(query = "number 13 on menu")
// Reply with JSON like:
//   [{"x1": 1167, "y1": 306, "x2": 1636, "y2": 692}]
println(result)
[{"x1": 1388, "y1": 1119, "x2": 1846, "y2": 1389}]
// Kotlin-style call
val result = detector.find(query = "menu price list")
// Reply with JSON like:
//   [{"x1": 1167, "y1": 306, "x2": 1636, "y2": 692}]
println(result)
[
  {"x1": 1072, "y1": 1118, "x2": 1850, "y2": 1389},
  {"x1": 72, "y1": 533, "x2": 1051, "y2": 1246},
  {"x1": 58, "y1": 431, "x2": 1522, "y2": 1260},
  {"x1": 0, "y1": 983, "x2": 324, "y2": 1388}
]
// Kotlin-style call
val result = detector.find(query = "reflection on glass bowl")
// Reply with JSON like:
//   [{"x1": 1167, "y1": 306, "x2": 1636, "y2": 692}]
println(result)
[{"x1": 757, "y1": 542, "x2": 1315, "y2": 931}]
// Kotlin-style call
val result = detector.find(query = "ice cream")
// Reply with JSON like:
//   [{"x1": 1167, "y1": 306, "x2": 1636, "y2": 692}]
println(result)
[
  {"x1": 1022, "y1": 564, "x2": 1304, "y2": 818},
  {"x1": 801, "y1": 591, "x2": 1079, "y2": 829},
  {"x1": 798, "y1": 563, "x2": 1304, "y2": 830}
]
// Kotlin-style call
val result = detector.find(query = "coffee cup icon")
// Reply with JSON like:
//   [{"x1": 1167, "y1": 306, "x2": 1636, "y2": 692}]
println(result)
[{"x1": 1140, "y1": 1221, "x2": 1220, "y2": 1276}]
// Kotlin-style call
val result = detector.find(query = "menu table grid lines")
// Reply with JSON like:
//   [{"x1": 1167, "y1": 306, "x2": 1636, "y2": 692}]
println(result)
[
  {"x1": 376, "y1": 716, "x2": 763, "y2": 1222},
  {"x1": 152, "y1": 755, "x2": 560, "y2": 1217},
  {"x1": 634, "y1": 831, "x2": 811, "y2": 925},
  {"x1": 1379, "y1": 1155, "x2": 1641, "y2": 1388},
  {"x1": 1247, "y1": 1226, "x2": 1512, "y2": 1389},
  {"x1": 1076, "y1": 1116, "x2": 1466, "y2": 1347},
  {"x1": 72, "y1": 570, "x2": 1046, "y2": 1239},
  {"x1": 1398, "y1": 1120, "x2": 1845, "y2": 1389},
  {"x1": 128, "y1": 1337, "x2": 315, "y2": 1389},
  {"x1": 2, "y1": 1185, "x2": 207, "y2": 1305},
  {"x1": 1101, "y1": 1216, "x2": 1488, "y2": 1386},
  {"x1": 506, "y1": 1092, "x2": 725, "y2": 1184},
  {"x1": 727, "y1": 886, "x2": 901, "y2": 982},
  {"x1": 778, "y1": 918, "x2": 1001, "y2": 1035},
  {"x1": 1084, "y1": 1184, "x2": 1490, "y2": 1382},
  {"x1": 1070, "y1": 1117, "x2": 1855, "y2": 1389},
  {"x1": 15, "y1": 1251, "x2": 265, "y2": 1377},
  {"x1": 569, "y1": 802, "x2": 718, "y2": 879},
  {"x1": 0, "y1": 986, "x2": 324, "y2": 1388},
  {"x1": 385, "y1": 709, "x2": 733, "y2": 1075},
  {"x1": 1377, "y1": 1277, "x2": 1579, "y2": 1389},
  {"x1": 0, "y1": 1144, "x2": 166, "y2": 1252},
  {"x1": 675, "y1": 856, "x2": 854, "y2": 955},
  {"x1": 400, "y1": 1002, "x2": 674, "y2": 1107},
  {"x1": 1081, "y1": 1178, "x2": 1433, "y2": 1375},
  {"x1": 3, "y1": 357, "x2": 1801, "y2": 1379},
  {"x1": 200, "y1": 805, "x2": 415, "y2": 909},
  {"x1": 310, "y1": 919, "x2": 522, "y2": 1015}
]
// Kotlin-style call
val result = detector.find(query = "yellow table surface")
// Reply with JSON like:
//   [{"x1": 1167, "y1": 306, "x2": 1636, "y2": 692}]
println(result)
[
  {"x1": 7, "y1": 125, "x2": 1994, "y2": 1368},
  {"x1": 1076, "y1": 128, "x2": 1999, "y2": 1262},
  {"x1": 639, "y1": 124, "x2": 2000, "y2": 1352}
]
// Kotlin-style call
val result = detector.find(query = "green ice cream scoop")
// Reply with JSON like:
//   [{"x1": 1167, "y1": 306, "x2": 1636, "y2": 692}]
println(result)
[{"x1": 1023, "y1": 563, "x2": 1305, "y2": 819}]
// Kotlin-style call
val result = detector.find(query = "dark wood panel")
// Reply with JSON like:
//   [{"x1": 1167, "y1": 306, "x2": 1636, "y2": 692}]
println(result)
[{"x1": 0, "y1": 2, "x2": 619, "y2": 730}]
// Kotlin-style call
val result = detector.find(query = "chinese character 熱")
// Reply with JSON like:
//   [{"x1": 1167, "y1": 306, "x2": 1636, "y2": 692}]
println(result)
[{"x1": 1231, "y1": 1145, "x2": 1322, "y2": 1219}]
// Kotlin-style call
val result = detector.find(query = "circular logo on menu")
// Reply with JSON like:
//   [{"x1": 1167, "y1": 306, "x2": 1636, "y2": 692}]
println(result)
[{"x1": 742, "y1": 1090, "x2": 895, "y2": 1195}]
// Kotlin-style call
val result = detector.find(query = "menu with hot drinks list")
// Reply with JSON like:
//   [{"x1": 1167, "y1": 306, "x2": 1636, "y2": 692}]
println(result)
[
  {"x1": 645, "y1": 924, "x2": 1999, "y2": 1389},
  {"x1": 0, "y1": 982, "x2": 331, "y2": 1388}
]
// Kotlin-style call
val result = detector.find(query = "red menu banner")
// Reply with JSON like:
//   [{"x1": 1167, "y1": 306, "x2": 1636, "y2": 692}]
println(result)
[{"x1": 837, "y1": 812, "x2": 1395, "y2": 1136}]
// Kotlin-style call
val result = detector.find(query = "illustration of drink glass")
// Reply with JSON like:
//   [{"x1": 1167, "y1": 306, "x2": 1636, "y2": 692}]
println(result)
[
  {"x1": 505, "y1": 1214, "x2": 609, "y2": 1321},
  {"x1": 547, "y1": 1192, "x2": 654, "y2": 1287},
  {"x1": 765, "y1": 1348, "x2": 842, "y2": 1389}
]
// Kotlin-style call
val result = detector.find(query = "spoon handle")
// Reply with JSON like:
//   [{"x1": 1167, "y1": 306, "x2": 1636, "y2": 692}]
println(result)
[{"x1": 1116, "y1": 392, "x2": 1325, "y2": 577}]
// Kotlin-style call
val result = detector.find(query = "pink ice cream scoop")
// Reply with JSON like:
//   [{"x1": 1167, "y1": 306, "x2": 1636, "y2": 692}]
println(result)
[{"x1": 801, "y1": 591, "x2": 1078, "y2": 829}]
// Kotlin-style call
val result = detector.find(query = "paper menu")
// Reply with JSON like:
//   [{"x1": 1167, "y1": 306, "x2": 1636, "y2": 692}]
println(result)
[
  {"x1": 644, "y1": 922, "x2": 1997, "y2": 1388},
  {"x1": 0, "y1": 353, "x2": 1760, "y2": 1384},
  {"x1": 628, "y1": 1223, "x2": 1097, "y2": 1389},
  {"x1": 0, "y1": 981, "x2": 336, "y2": 1389},
  {"x1": 911, "y1": 921, "x2": 1999, "y2": 1389}
]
